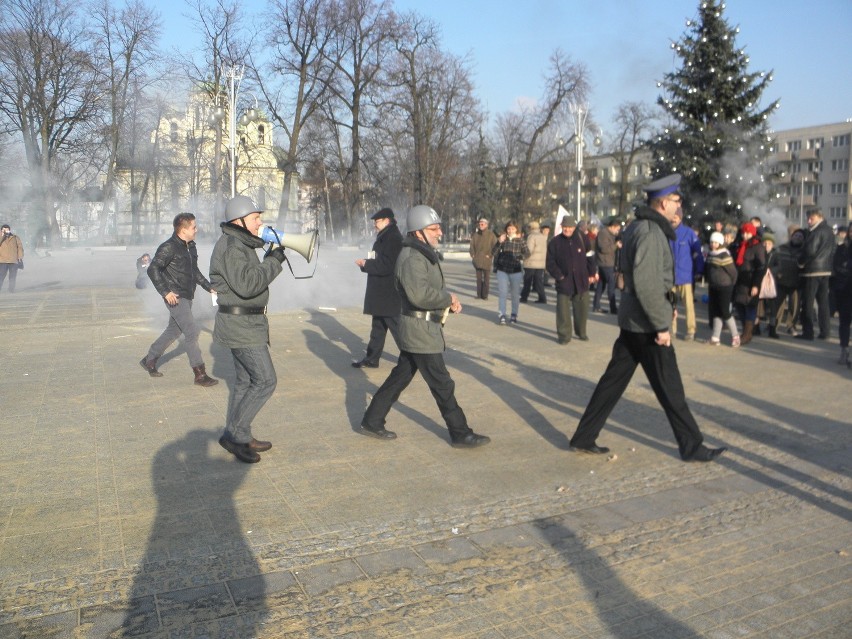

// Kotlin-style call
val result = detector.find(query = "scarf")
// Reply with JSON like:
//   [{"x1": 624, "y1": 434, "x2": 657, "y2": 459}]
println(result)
[{"x1": 735, "y1": 237, "x2": 758, "y2": 266}]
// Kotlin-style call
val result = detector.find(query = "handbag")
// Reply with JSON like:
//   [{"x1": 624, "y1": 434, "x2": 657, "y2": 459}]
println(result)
[
  {"x1": 16, "y1": 259, "x2": 23, "y2": 270},
  {"x1": 758, "y1": 269, "x2": 776, "y2": 299}
]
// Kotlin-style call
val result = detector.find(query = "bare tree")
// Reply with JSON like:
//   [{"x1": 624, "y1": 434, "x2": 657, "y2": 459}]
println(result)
[
  {"x1": 610, "y1": 100, "x2": 656, "y2": 215},
  {"x1": 322, "y1": 0, "x2": 396, "y2": 236},
  {"x1": 0, "y1": 0, "x2": 102, "y2": 245},
  {"x1": 383, "y1": 12, "x2": 481, "y2": 210},
  {"x1": 492, "y1": 50, "x2": 588, "y2": 222},
  {"x1": 256, "y1": 0, "x2": 337, "y2": 228},
  {"x1": 91, "y1": 0, "x2": 161, "y2": 242}
]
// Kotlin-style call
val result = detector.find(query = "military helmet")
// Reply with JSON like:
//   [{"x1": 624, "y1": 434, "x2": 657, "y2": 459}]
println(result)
[
  {"x1": 406, "y1": 204, "x2": 441, "y2": 232},
  {"x1": 225, "y1": 195, "x2": 263, "y2": 221}
]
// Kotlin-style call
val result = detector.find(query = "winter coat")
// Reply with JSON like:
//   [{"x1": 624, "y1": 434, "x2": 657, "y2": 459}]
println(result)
[
  {"x1": 469, "y1": 228, "x2": 498, "y2": 270},
  {"x1": 523, "y1": 229, "x2": 548, "y2": 269},
  {"x1": 617, "y1": 205, "x2": 677, "y2": 334},
  {"x1": 800, "y1": 220, "x2": 836, "y2": 276},
  {"x1": 545, "y1": 231, "x2": 595, "y2": 296},
  {"x1": 733, "y1": 240, "x2": 766, "y2": 307},
  {"x1": 594, "y1": 226, "x2": 618, "y2": 268},
  {"x1": 361, "y1": 222, "x2": 403, "y2": 317},
  {"x1": 831, "y1": 240, "x2": 852, "y2": 294},
  {"x1": 669, "y1": 223, "x2": 704, "y2": 285},
  {"x1": 705, "y1": 248, "x2": 737, "y2": 289},
  {"x1": 771, "y1": 242, "x2": 802, "y2": 289},
  {"x1": 0, "y1": 233, "x2": 23, "y2": 264},
  {"x1": 396, "y1": 236, "x2": 453, "y2": 354},
  {"x1": 209, "y1": 222, "x2": 283, "y2": 348},
  {"x1": 147, "y1": 233, "x2": 211, "y2": 300}
]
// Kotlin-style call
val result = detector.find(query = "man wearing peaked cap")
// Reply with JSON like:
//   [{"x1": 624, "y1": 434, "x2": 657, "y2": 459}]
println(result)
[
  {"x1": 352, "y1": 207, "x2": 403, "y2": 368},
  {"x1": 568, "y1": 173, "x2": 728, "y2": 463}
]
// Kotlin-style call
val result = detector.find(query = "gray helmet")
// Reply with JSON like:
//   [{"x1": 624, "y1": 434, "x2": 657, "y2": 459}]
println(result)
[
  {"x1": 406, "y1": 204, "x2": 441, "y2": 232},
  {"x1": 225, "y1": 195, "x2": 263, "y2": 221}
]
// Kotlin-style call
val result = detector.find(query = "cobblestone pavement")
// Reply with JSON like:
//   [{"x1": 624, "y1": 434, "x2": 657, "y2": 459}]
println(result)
[{"x1": 0, "y1": 248, "x2": 849, "y2": 638}]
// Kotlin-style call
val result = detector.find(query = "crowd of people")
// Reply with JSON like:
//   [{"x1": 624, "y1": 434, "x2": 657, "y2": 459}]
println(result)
[{"x1": 468, "y1": 200, "x2": 852, "y2": 368}]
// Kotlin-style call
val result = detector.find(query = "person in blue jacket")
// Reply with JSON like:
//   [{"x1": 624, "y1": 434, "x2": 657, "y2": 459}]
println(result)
[{"x1": 669, "y1": 209, "x2": 704, "y2": 341}]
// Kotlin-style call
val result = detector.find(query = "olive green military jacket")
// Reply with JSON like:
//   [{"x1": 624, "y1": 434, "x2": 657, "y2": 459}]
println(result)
[
  {"x1": 209, "y1": 222, "x2": 283, "y2": 348},
  {"x1": 396, "y1": 237, "x2": 453, "y2": 354}
]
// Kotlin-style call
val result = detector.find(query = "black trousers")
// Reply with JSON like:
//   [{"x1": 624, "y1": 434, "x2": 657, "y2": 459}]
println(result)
[
  {"x1": 362, "y1": 351, "x2": 471, "y2": 438},
  {"x1": 570, "y1": 329, "x2": 704, "y2": 459},
  {"x1": 363, "y1": 315, "x2": 401, "y2": 365},
  {"x1": 475, "y1": 267, "x2": 491, "y2": 299},
  {"x1": 0, "y1": 263, "x2": 19, "y2": 292},
  {"x1": 800, "y1": 276, "x2": 830, "y2": 339},
  {"x1": 521, "y1": 268, "x2": 547, "y2": 302}
]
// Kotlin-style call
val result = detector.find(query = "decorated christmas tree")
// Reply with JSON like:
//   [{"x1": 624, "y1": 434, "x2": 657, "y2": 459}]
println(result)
[{"x1": 649, "y1": 1, "x2": 779, "y2": 226}]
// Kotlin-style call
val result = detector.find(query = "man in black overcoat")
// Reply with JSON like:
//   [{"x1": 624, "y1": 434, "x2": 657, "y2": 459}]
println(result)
[{"x1": 352, "y1": 208, "x2": 403, "y2": 368}]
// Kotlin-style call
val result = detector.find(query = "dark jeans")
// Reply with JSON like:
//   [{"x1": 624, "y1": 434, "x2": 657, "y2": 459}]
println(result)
[
  {"x1": 0, "y1": 263, "x2": 19, "y2": 292},
  {"x1": 363, "y1": 315, "x2": 401, "y2": 365},
  {"x1": 362, "y1": 351, "x2": 471, "y2": 439},
  {"x1": 570, "y1": 329, "x2": 704, "y2": 460},
  {"x1": 593, "y1": 265, "x2": 617, "y2": 312},
  {"x1": 147, "y1": 298, "x2": 204, "y2": 367},
  {"x1": 800, "y1": 276, "x2": 830, "y2": 338},
  {"x1": 224, "y1": 346, "x2": 277, "y2": 444},
  {"x1": 474, "y1": 267, "x2": 491, "y2": 299},
  {"x1": 520, "y1": 268, "x2": 547, "y2": 302}
]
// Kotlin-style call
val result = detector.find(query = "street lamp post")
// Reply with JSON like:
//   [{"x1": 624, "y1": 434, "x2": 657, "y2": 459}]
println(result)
[
  {"x1": 570, "y1": 103, "x2": 602, "y2": 221},
  {"x1": 208, "y1": 65, "x2": 259, "y2": 199}
]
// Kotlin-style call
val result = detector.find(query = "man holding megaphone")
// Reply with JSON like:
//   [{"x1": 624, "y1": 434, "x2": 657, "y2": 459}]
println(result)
[{"x1": 210, "y1": 195, "x2": 286, "y2": 464}]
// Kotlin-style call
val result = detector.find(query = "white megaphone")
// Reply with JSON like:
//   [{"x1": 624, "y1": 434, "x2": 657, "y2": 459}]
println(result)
[{"x1": 260, "y1": 226, "x2": 318, "y2": 263}]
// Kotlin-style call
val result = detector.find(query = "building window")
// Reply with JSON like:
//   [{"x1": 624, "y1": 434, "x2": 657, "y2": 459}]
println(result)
[
  {"x1": 807, "y1": 137, "x2": 824, "y2": 149},
  {"x1": 829, "y1": 207, "x2": 846, "y2": 218},
  {"x1": 170, "y1": 122, "x2": 178, "y2": 143},
  {"x1": 830, "y1": 183, "x2": 849, "y2": 194},
  {"x1": 832, "y1": 134, "x2": 851, "y2": 147},
  {"x1": 831, "y1": 159, "x2": 849, "y2": 171},
  {"x1": 258, "y1": 125, "x2": 265, "y2": 145},
  {"x1": 786, "y1": 140, "x2": 801, "y2": 152}
]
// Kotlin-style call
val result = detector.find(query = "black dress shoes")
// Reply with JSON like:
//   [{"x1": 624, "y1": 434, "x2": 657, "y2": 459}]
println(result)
[
  {"x1": 571, "y1": 443, "x2": 610, "y2": 454},
  {"x1": 248, "y1": 438, "x2": 272, "y2": 452},
  {"x1": 218, "y1": 436, "x2": 261, "y2": 463},
  {"x1": 450, "y1": 432, "x2": 491, "y2": 448},
  {"x1": 352, "y1": 359, "x2": 379, "y2": 368},
  {"x1": 686, "y1": 445, "x2": 728, "y2": 462},
  {"x1": 358, "y1": 425, "x2": 397, "y2": 440}
]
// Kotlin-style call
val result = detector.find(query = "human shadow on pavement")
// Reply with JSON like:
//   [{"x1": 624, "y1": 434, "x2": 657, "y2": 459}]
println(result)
[
  {"x1": 447, "y1": 349, "x2": 572, "y2": 449},
  {"x1": 302, "y1": 310, "x2": 447, "y2": 441},
  {"x1": 533, "y1": 517, "x2": 696, "y2": 637},
  {"x1": 107, "y1": 429, "x2": 268, "y2": 637}
]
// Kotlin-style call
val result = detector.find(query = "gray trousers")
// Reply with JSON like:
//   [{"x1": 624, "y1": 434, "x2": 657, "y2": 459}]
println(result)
[
  {"x1": 224, "y1": 346, "x2": 277, "y2": 444},
  {"x1": 556, "y1": 290, "x2": 589, "y2": 341},
  {"x1": 147, "y1": 298, "x2": 204, "y2": 367}
]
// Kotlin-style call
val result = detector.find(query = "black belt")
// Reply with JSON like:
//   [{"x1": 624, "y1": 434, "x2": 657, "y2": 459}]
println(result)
[
  {"x1": 218, "y1": 305, "x2": 266, "y2": 315},
  {"x1": 403, "y1": 309, "x2": 444, "y2": 323}
]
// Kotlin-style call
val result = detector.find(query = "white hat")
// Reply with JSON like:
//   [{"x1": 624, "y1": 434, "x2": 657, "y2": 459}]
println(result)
[{"x1": 710, "y1": 231, "x2": 725, "y2": 245}]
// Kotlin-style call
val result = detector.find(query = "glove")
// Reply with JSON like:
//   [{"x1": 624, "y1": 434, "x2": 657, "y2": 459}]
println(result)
[{"x1": 266, "y1": 246, "x2": 286, "y2": 264}]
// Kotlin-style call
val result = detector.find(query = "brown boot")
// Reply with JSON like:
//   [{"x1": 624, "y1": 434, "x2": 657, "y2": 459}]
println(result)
[
  {"x1": 140, "y1": 356, "x2": 163, "y2": 377},
  {"x1": 741, "y1": 320, "x2": 754, "y2": 345},
  {"x1": 192, "y1": 364, "x2": 219, "y2": 387}
]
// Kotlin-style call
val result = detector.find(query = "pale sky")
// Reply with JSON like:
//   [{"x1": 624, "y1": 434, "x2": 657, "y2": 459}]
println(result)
[{"x1": 159, "y1": 0, "x2": 852, "y2": 134}]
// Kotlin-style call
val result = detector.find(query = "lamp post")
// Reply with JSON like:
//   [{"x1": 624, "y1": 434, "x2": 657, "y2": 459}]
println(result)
[
  {"x1": 569, "y1": 103, "x2": 602, "y2": 221},
  {"x1": 207, "y1": 65, "x2": 259, "y2": 199}
]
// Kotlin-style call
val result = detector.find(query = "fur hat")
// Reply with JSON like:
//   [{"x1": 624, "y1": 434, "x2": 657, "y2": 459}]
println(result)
[{"x1": 710, "y1": 232, "x2": 725, "y2": 246}]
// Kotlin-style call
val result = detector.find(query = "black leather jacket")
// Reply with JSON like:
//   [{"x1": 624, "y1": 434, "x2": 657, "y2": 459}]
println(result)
[
  {"x1": 147, "y1": 233, "x2": 211, "y2": 300},
  {"x1": 800, "y1": 221, "x2": 836, "y2": 275}
]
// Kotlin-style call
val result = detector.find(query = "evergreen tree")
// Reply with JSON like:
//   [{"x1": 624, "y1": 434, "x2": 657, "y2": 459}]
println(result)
[
  {"x1": 469, "y1": 130, "x2": 499, "y2": 225},
  {"x1": 649, "y1": 1, "x2": 778, "y2": 226}
]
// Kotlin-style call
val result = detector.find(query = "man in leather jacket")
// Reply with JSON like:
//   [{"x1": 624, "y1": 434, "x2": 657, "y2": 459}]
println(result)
[
  {"x1": 797, "y1": 209, "x2": 836, "y2": 340},
  {"x1": 358, "y1": 205, "x2": 490, "y2": 448},
  {"x1": 141, "y1": 213, "x2": 218, "y2": 387}
]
